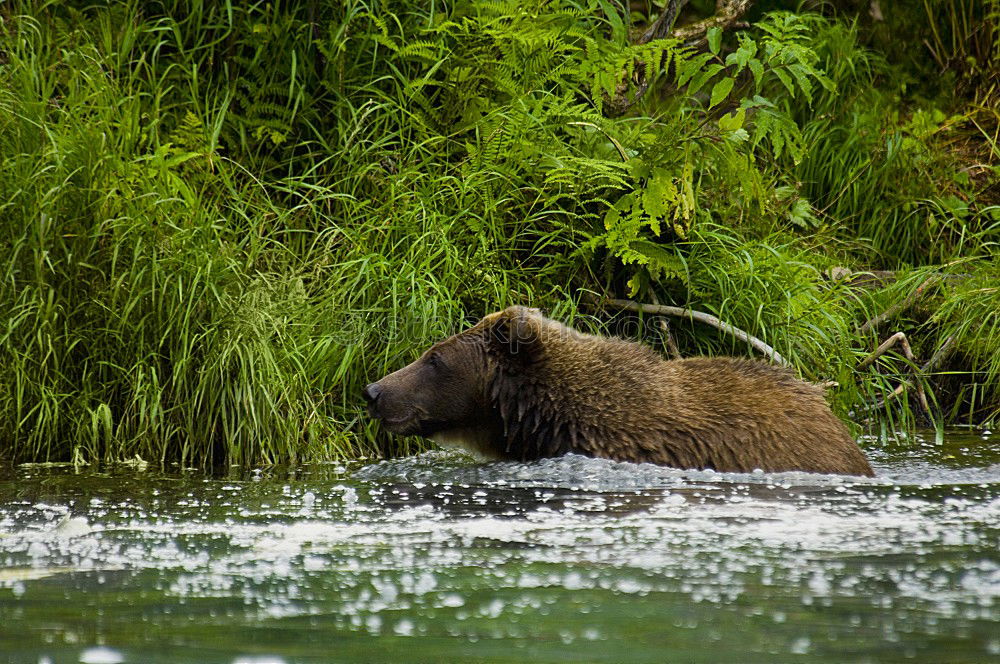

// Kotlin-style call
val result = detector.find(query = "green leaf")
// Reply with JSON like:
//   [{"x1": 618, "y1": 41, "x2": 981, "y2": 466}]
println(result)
[
  {"x1": 718, "y1": 107, "x2": 745, "y2": 132},
  {"x1": 788, "y1": 64, "x2": 814, "y2": 104},
  {"x1": 707, "y1": 27, "x2": 722, "y2": 56},
  {"x1": 604, "y1": 206, "x2": 622, "y2": 230},
  {"x1": 709, "y1": 77, "x2": 735, "y2": 109},
  {"x1": 686, "y1": 63, "x2": 724, "y2": 98},
  {"x1": 726, "y1": 127, "x2": 749, "y2": 143},
  {"x1": 630, "y1": 239, "x2": 685, "y2": 271},
  {"x1": 642, "y1": 174, "x2": 678, "y2": 220},
  {"x1": 748, "y1": 58, "x2": 764, "y2": 90},
  {"x1": 773, "y1": 68, "x2": 795, "y2": 97},
  {"x1": 597, "y1": 0, "x2": 627, "y2": 45},
  {"x1": 676, "y1": 53, "x2": 714, "y2": 88},
  {"x1": 626, "y1": 274, "x2": 642, "y2": 297},
  {"x1": 788, "y1": 197, "x2": 818, "y2": 228},
  {"x1": 725, "y1": 38, "x2": 757, "y2": 70}
]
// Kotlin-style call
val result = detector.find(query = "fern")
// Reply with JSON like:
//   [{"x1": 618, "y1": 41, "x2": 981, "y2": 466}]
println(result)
[
  {"x1": 742, "y1": 96, "x2": 805, "y2": 163},
  {"x1": 581, "y1": 38, "x2": 684, "y2": 114},
  {"x1": 583, "y1": 159, "x2": 696, "y2": 294},
  {"x1": 579, "y1": 10, "x2": 843, "y2": 294}
]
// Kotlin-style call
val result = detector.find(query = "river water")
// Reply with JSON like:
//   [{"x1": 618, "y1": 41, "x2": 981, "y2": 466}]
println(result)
[{"x1": 1, "y1": 431, "x2": 998, "y2": 663}]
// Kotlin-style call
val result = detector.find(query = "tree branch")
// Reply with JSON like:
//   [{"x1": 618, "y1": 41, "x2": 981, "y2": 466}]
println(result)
[
  {"x1": 856, "y1": 331, "x2": 930, "y2": 415},
  {"x1": 672, "y1": 0, "x2": 754, "y2": 45},
  {"x1": 637, "y1": 0, "x2": 686, "y2": 45},
  {"x1": 855, "y1": 334, "x2": 957, "y2": 416},
  {"x1": 858, "y1": 277, "x2": 938, "y2": 335},
  {"x1": 857, "y1": 331, "x2": 915, "y2": 371},
  {"x1": 589, "y1": 296, "x2": 790, "y2": 366},
  {"x1": 920, "y1": 334, "x2": 957, "y2": 375}
]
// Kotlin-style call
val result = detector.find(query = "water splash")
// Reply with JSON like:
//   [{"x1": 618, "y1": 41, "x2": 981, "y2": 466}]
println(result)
[{"x1": 0, "y1": 432, "x2": 997, "y2": 662}]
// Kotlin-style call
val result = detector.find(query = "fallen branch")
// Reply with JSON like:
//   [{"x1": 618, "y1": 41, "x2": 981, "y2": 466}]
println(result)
[
  {"x1": 672, "y1": 0, "x2": 754, "y2": 45},
  {"x1": 649, "y1": 293, "x2": 683, "y2": 359},
  {"x1": 824, "y1": 267, "x2": 972, "y2": 290},
  {"x1": 589, "y1": 296, "x2": 790, "y2": 366},
  {"x1": 828, "y1": 268, "x2": 971, "y2": 335},
  {"x1": 824, "y1": 267, "x2": 899, "y2": 289},
  {"x1": 862, "y1": 334, "x2": 958, "y2": 414},
  {"x1": 858, "y1": 276, "x2": 938, "y2": 335},
  {"x1": 857, "y1": 331, "x2": 930, "y2": 415}
]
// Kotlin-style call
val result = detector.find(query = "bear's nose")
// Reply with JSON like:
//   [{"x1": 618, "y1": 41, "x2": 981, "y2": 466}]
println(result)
[{"x1": 362, "y1": 382, "x2": 383, "y2": 403}]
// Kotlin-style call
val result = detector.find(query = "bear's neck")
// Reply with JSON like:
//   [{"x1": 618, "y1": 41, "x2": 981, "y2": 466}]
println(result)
[
  {"x1": 485, "y1": 343, "x2": 684, "y2": 463},
  {"x1": 486, "y1": 367, "x2": 583, "y2": 461},
  {"x1": 429, "y1": 424, "x2": 506, "y2": 460}
]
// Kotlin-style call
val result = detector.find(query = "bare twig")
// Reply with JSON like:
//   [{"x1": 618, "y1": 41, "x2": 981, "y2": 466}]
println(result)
[
  {"x1": 920, "y1": 334, "x2": 957, "y2": 374},
  {"x1": 590, "y1": 296, "x2": 790, "y2": 366},
  {"x1": 649, "y1": 292, "x2": 682, "y2": 359},
  {"x1": 858, "y1": 276, "x2": 938, "y2": 335},
  {"x1": 872, "y1": 383, "x2": 908, "y2": 410},
  {"x1": 857, "y1": 331, "x2": 930, "y2": 415},
  {"x1": 658, "y1": 317, "x2": 683, "y2": 359},
  {"x1": 868, "y1": 335, "x2": 957, "y2": 412},
  {"x1": 856, "y1": 331, "x2": 912, "y2": 371}
]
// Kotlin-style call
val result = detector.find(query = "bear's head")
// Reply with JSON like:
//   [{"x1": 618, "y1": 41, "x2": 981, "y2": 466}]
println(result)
[{"x1": 362, "y1": 306, "x2": 548, "y2": 452}]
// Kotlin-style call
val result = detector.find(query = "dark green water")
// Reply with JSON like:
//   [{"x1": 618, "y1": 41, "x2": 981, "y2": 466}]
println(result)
[{"x1": 1, "y1": 431, "x2": 998, "y2": 663}]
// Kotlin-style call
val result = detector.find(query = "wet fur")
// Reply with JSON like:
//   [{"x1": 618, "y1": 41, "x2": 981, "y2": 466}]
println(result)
[{"x1": 370, "y1": 307, "x2": 874, "y2": 476}]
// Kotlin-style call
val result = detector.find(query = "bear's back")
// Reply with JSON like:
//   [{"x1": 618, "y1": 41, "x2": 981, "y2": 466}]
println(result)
[{"x1": 579, "y1": 356, "x2": 873, "y2": 476}]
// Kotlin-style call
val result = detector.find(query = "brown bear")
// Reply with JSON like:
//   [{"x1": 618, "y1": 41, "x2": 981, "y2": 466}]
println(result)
[{"x1": 363, "y1": 306, "x2": 874, "y2": 476}]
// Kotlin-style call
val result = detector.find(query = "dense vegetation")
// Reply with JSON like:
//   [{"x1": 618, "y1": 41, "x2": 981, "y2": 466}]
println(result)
[{"x1": 1, "y1": 0, "x2": 998, "y2": 468}]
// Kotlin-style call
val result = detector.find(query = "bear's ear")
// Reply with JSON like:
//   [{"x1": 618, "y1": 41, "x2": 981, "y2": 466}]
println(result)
[{"x1": 487, "y1": 306, "x2": 545, "y2": 365}]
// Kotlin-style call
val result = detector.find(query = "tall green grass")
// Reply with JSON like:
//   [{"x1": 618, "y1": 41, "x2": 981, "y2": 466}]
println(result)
[{"x1": 0, "y1": 1, "x2": 578, "y2": 467}]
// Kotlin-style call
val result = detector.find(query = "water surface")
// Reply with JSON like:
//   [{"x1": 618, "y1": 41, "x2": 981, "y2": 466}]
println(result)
[{"x1": 1, "y1": 431, "x2": 998, "y2": 663}]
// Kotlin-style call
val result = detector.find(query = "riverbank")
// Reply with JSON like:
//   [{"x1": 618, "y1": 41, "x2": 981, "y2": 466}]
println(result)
[{"x1": 1, "y1": 1, "x2": 998, "y2": 468}]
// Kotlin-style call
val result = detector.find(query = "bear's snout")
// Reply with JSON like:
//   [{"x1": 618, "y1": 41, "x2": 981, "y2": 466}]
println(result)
[{"x1": 362, "y1": 382, "x2": 383, "y2": 404}]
